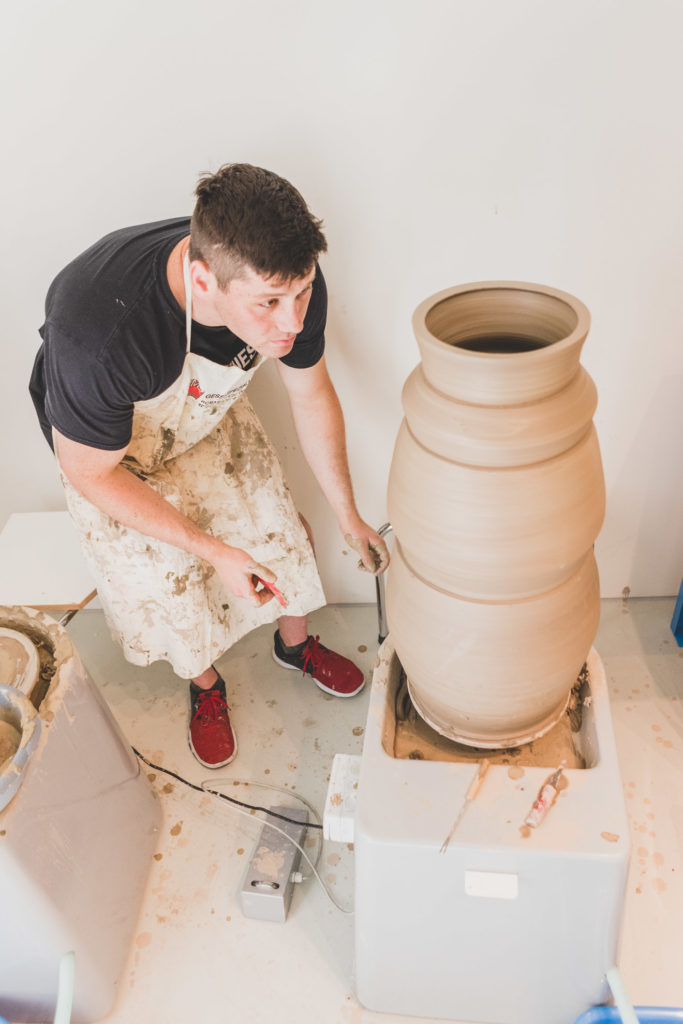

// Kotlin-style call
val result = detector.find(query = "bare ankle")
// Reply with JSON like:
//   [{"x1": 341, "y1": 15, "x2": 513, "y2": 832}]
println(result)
[
  {"x1": 192, "y1": 666, "x2": 219, "y2": 690},
  {"x1": 278, "y1": 617, "x2": 308, "y2": 648}
]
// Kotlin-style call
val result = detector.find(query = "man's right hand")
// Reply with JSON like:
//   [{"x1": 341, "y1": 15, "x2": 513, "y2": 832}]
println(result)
[{"x1": 208, "y1": 544, "x2": 277, "y2": 608}]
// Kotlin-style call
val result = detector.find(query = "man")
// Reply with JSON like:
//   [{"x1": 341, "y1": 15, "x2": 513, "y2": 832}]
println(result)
[{"x1": 29, "y1": 163, "x2": 389, "y2": 769}]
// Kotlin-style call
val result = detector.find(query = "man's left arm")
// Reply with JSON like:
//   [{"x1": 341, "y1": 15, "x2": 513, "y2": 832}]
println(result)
[{"x1": 277, "y1": 356, "x2": 389, "y2": 575}]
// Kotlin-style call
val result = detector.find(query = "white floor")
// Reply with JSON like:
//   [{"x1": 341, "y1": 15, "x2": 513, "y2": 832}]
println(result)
[{"x1": 39, "y1": 598, "x2": 683, "y2": 1021}]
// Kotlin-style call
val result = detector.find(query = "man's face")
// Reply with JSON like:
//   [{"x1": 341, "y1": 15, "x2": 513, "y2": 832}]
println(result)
[{"x1": 210, "y1": 264, "x2": 317, "y2": 359}]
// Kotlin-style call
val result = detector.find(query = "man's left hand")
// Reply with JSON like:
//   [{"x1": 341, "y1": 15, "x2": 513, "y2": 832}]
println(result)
[{"x1": 344, "y1": 523, "x2": 390, "y2": 576}]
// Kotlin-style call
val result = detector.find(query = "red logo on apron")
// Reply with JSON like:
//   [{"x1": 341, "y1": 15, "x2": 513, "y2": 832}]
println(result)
[{"x1": 188, "y1": 378, "x2": 204, "y2": 399}]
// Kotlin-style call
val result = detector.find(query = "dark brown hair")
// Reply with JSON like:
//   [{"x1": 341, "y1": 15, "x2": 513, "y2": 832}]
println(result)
[{"x1": 189, "y1": 163, "x2": 327, "y2": 289}]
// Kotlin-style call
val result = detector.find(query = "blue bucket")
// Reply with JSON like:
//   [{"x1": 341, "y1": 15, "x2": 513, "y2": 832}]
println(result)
[{"x1": 575, "y1": 1009, "x2": 683, "y2": 1024}]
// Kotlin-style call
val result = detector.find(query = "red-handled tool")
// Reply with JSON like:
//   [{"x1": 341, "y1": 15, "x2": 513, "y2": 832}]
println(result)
[{"x1": 252, "y1": 576, "x2": 287, "y2": 608}]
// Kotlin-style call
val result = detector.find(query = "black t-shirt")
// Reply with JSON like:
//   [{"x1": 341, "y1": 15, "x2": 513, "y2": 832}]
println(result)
[{"x1": 29, "y1": 218, "x2": 327, "y2": 451}]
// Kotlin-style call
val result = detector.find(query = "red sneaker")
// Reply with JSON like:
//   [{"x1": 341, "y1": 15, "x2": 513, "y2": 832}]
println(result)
[
  {"x1": 188, "y1": 673, "x2": 237, "y2": 768},
  {"x1": 272, "y1": 632, "x2": 366, "y2": 697}
]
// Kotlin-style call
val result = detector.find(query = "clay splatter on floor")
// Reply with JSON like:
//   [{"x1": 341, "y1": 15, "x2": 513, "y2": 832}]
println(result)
[{"x1": 170, "y1": 821, "x2": 183, "y2": 837}]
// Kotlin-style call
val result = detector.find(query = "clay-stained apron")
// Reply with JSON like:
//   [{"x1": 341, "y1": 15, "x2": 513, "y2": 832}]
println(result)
[{"x1": 59, "y1": 254, "x2": 325, "y2": 678}]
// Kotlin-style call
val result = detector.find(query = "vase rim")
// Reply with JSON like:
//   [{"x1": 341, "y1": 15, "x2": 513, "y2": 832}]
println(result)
[{"x1": 413, "y1": 280, "x2": 591, "y2": 358}]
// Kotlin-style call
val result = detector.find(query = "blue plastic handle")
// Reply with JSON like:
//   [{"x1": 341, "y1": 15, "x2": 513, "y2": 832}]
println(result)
[{"x1": 574, "y1": 1009, "x2": 683, "y2": 1024}]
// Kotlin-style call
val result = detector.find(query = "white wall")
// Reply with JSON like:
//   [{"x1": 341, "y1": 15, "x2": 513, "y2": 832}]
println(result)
[{"x1": 3, "y1": 0, "x2": 683, "y2": 601}]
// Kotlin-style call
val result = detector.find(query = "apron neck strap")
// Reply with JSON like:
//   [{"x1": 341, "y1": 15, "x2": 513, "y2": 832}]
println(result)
[{"x1": 182, "y1": 250, "x2": 192, "y2": 355}]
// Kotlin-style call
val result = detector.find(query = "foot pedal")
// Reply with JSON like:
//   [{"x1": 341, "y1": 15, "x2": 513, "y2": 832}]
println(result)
[{"x1": 239, "y1": 805, "x2": 308, "y2": 922}]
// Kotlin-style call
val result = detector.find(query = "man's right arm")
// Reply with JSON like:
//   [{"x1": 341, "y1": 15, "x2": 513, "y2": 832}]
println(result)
[{"x1": 54, "y1": 429, "x2": 275, "y2": 607}]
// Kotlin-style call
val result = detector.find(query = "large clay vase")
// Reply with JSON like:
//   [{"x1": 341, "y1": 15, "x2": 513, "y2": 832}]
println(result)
[{"x1": 386, "y1": 281, "x2": 604, "y2": 748}]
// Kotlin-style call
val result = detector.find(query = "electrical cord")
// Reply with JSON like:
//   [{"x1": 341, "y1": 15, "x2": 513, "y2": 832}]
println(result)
[
  {"x1": 132, "y1": 747, "x2": 323, "y2": 829},
  {"x1": 132, "y1": 747, "x2": 353, "y2": 915},
  {"x1": 203, "y1": 776, "x2": 324, "y2": 873}
]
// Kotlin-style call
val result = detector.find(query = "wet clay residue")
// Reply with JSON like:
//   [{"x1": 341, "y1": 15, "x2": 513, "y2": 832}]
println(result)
[
  {"x1": 566, "y1": 664, "x2": 589, "y2": 733},
  {"x1": 192, "y1": 506, "x2": 215, "y2": 533},
  {"x1": 601, "y1": 831, "x2": 620, "y2": 843},
  {"x1": 166, "y1": 572, "x2": 190, "y2": 596},
  {"x1": 365, "y1": 545, "x2": 383, "y2": 572},
  {"x1": 0, "y1": 720, "x2": 21, "y2": 770},
  {"x1": 0, "y1": 636, "x2": 32, "y2": 687},
  {"x1": 0, "y1": 612, "x2": 58, "y2": 710},
  {"x1": 170, "y1": 821, "x2": 183, "y2": 837},
  {"x1": 157, "y1": 427, "x2": 176, "y2": 463},
  {"x1": 344, "y1": 535, "x2": 385, "y2": 573},
  {"x1": 507, "y1": 766, "x2": 525, "y2": 780},
  {"x1": 253, "y1": 845, "x2": 285, "y2": 876}
]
